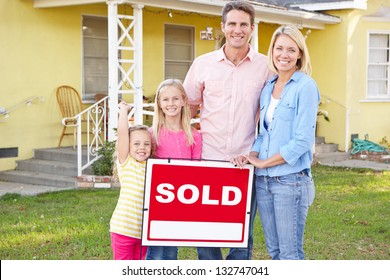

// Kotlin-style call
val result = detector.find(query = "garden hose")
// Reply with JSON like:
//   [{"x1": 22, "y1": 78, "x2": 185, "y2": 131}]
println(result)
[{"x1": 351, "y1": 138, "x2": 388, "y2": 155}]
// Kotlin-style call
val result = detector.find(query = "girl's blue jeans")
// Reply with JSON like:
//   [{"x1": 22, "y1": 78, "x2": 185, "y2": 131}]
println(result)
[
  {"x1": 146, "y1": 246, "x2": 178, "y2": 260},
  {"x1": 255, "y1": 171, "x2": 315, "y2": 260},
  {"x1": 197, "y1": 182, "x2": 257, "y2": 260}
]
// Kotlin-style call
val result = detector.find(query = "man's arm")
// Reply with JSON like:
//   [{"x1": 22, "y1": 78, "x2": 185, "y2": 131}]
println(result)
[{"x1": 190, "y1": 104, "x2": 200, "y2": 118}]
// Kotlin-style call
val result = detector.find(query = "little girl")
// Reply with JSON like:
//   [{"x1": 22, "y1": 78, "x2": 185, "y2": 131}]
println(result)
[
  {"x1": 146, "y1": 79, "x2": 202, "y2": 260},
  {"x1": 109, "y1": 101, "x2": 152, "y2": 260}
]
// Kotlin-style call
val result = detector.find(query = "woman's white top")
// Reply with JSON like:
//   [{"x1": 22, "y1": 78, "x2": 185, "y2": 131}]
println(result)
[{"x1": 265, "y1": 95, "x2": 280, "y2": 128}]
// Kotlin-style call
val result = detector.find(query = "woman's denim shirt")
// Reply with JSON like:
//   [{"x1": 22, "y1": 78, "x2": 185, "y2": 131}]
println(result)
[{"x1": 251, "y1": 71, "x2": 320, "y2": 177}]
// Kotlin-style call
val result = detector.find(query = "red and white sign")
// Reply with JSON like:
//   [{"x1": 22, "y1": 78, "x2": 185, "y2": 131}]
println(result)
[{"x1": 142, "y1": 158, "x2": 254, "y2": 247}]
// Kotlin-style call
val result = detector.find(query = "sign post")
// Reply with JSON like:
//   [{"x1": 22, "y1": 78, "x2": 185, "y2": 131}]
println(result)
[{"x1": 142, "y1": 159, "x2": 254, "y2": 248}]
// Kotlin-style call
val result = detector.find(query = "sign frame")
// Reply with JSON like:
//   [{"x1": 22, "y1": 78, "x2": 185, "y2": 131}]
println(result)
[{"x1": 141, "y1": 158, "x2": 254, "y2": 248}]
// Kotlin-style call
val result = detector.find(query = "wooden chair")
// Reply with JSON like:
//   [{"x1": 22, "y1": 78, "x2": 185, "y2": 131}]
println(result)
[{"x1": 56, "y1": 85, "x2": 84, "y2": 148}]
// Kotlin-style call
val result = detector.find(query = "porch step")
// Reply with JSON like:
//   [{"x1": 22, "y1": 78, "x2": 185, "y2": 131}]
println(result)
[
  {"x1": 34, "y1": 147, "x2": 88, "y2": 163},
  {"x1": 0, "y1": 146, "x2": 90, "y2": 190},
  {"x1": 314, "y1": 136, "x2": 350, "y2": 164},
  {"x1": 314, "y1": 151, "x2": 350, "y2": 164},
  {"x1": 315, "y1": 143, "x2": 338, "y2": 153},
  {"x1": 315, "y1": 136, "x2": 325, "y2": 145},
  {"x1": 16, "y1": 158, "x2": 77, "y2": 177},
  {"x1": 0, "y1": 170, "x2": 76, "y2": 188}
]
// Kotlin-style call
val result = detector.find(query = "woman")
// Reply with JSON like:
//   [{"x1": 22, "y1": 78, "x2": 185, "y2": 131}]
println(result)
[{"x1": 233, "y1": 25, "x2": 319, "y2": 260}]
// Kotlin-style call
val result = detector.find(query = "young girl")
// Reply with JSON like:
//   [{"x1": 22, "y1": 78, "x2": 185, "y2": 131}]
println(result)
[
  {"x1": 109, "y1": 101, "x2": 152, "y2": 260},
  {"x1": 146, "y1": 79, "x2": 202, "y2": 260}
]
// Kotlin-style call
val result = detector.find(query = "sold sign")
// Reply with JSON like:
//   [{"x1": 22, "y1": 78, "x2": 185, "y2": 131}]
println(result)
[{"x1": 142, "y1": 159, "x2": 254, "y2": 248}]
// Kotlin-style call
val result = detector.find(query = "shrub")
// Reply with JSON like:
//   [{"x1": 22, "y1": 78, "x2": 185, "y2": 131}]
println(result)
[{"x1": 91, "y1": 141, "x2": 116, "y2": 176}]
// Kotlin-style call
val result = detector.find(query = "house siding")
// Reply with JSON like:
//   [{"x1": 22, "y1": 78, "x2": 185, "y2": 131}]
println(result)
[
  {"x1": 309, "y1": 0, "x2": 390, "y2": 151},
  {"x1": 0, "y1": 1, "x2": 273, "y2": 171},
  {"x1": 1, "y1": 0, "x2": 389, "y2": 172}
]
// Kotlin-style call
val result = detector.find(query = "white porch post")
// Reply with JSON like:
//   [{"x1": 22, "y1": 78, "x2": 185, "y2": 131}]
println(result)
[
  {"x1": 107, "y1": 1, "x2": 119, "y2": 141},
  {"x1": 132, "y1": 4, "x2": 144, "y2": 125},
  {"x1": 251, "y1": 20, "x2": 259, "y2": 52}
]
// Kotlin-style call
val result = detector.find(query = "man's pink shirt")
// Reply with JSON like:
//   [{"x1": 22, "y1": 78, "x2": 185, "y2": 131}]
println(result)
[{"x1": 183, "y1": 46, "x2": 270, "y2": 161}]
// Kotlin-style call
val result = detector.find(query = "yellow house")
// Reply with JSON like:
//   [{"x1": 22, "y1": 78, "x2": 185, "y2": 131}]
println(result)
[{"x1": 0, "y1": 0, "x2": 389, "y2": 173}]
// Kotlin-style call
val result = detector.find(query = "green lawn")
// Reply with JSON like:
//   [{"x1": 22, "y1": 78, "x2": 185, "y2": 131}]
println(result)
[{"x1": 0, "y1": 165, "x2": 389, "y2": 260}]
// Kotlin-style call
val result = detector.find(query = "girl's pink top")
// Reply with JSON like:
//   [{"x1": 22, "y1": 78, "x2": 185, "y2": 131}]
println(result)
[{"x1": 152, "y1": 126, "x2": 202, "y2": 160}]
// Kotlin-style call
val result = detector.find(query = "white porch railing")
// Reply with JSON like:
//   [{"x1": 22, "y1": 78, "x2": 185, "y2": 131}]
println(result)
[
  {"x1": 62, "y1": 96, "x2": 108, "y2": 176},
  {"x1": 62, "y1": 97, "x2": 157, "y2": 176},
  {"x1": 62, "y1": 98, "x2": 199, "y2": 176}
]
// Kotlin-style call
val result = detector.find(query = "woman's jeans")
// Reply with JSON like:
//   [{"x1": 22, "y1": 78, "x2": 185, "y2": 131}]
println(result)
[
  {"x1": 255, "y1": 171, "x2": 315, "y2": 260},
  {"x1": 146, "y1": 246, "x2": 178, "y2": 260}
]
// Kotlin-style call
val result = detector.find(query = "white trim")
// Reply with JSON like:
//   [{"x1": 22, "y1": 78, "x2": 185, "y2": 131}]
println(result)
[
  {"x1": 251, "y1": 21, "x2": 259, "y2": 52},
  {"x1": 132, "y1": 4, "x2": 144, "y2": 125},
  {"x1": 363, "y1": 17, "x2": 390, "y2": 23},
  {"x1": 107, "y1": 2, "x2": 119, "y2": 141},
  {"x1": 363, "y1": 6, "x2": 390, "y2": 22},
  {"x1": 359, "y1": 99, "x2": 390, "y2": 103},
  {"x1": 291, "y1": 0, "x2": 367, "y2": 12},
  {"x1": 33, "y1": 0, "x2": 340, "y2": 30},
  {"x1": 366, "y1": 30, "x2": 390, "y2": 102},
  {"x1": 34, "y1": 0, "x2": 104, "y2": 8}
]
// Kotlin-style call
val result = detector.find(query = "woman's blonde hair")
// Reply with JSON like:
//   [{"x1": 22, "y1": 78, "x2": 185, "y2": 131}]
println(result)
[
  {"x1": 267, "y1": 24, "x2": 312, "y2": 76},
  {"x1": 152, "y1": 79, "x2": 195, "y2": 146}
]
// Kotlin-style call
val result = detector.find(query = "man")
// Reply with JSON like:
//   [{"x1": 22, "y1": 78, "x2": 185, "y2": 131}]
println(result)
[{"x1": 183, "y1": 0, "x2": 271, "y2": 260}]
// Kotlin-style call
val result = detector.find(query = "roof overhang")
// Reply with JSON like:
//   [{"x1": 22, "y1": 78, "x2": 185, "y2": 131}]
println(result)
[
  {"x1": 363, "y1": 6, "x2": 390, "y2": 22},
  {"x1": 290, "y1": 0, "x2": 367, "y2": 12},
  {"x1": 33, "y1": 0, "x2": 341, "y2": 29}
]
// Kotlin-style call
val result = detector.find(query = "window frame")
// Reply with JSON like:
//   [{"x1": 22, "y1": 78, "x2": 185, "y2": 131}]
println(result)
[
  {"x1": 164, "y1": 24, "x2": 195, "y2": 81},
  {"x1": 366, "y1": 30, "x2": 390, "y2": 101},
  {"x1": 82, "y1": 15, "x2": 109, "y2": 103}
]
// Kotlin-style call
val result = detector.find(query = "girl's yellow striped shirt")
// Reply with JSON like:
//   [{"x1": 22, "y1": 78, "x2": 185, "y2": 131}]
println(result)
[{"x1": 110, "y1": 156, "x2": 146, "y2": 239}]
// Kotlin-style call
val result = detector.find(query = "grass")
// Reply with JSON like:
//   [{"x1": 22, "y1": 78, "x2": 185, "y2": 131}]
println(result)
[{"x1": 0, "y1": 165, "x2": 389, "y2": 260}]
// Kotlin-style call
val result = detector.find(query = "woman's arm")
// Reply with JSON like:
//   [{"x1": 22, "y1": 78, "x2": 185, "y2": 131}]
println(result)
[{"x1": 244, "y1": 152, "x2": 286, "y2": 169}]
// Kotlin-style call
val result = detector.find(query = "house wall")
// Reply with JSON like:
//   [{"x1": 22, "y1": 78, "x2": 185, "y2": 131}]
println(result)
[
  {"x1": 0, "y1": 1, "x2": 108, "y2": 171},
  {"x1": 346, "y1": 0, "x2": 390, "y2": 148},
  {"x1": 141, "y1": 7, "x2": 222, "y2": 100},
  {"x1": 308, "y1": 11, "x2": 349, "y2": 151},
  {"x1": 0, "y1": 1, "x2": 274, "y2": 171},
  {"x1": 308, "y1": 0, "x2": 390, "y2": 151},
  {"x1": 9, "y1": 1, "x2": 380, "y2": 171}
]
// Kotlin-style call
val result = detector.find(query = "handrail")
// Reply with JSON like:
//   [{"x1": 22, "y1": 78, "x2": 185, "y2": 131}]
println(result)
[
  {"x1": 319, "y1": 94, "x2": 350, "y2": 153},
  {"x1": 64, "y1": 99, "x2": 199, "y2": 176},
  {"x1": 62, "y1": 96, "x2": 108, "y2": 176},
  {"x1": 0, "y1": 96, "x2": 44, "y2": 119}
]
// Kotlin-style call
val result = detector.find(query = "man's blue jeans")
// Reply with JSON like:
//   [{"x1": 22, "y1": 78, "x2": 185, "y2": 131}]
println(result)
[
  {"x1": 197, "y1": 183, "x2": 257, "y2": 260},
  {"x1": 255, "y1": 172, "x2": 315, "y2": 260},
  {"x1": 146, "y1": 246, "x2": 178, "y2": 260}
]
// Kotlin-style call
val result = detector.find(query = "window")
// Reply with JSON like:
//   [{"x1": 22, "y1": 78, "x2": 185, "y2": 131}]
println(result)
[
  {"x1": 164, "y1": 25, "x2": 194, "y2": 81},
  {"x1": 367, "y1": 32, "x2": 390, "y2": 100},
  {"x1": 82, "y1": 16, "x2": 108, "y2": 102}
]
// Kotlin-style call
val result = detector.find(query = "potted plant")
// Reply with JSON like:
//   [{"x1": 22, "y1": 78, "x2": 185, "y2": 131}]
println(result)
[
  {"x1": 317, "y1": 100, "x2": 330, "y2": 122},
  {"x1": 315, "y1": 100, "x2": 330, "y2": 137},
  {"x1": 92, "y1": 140, "x2": 116, "y2": 176},
  {"x1": 77, "y1": 140, "x2": 117, "y2": 188}
]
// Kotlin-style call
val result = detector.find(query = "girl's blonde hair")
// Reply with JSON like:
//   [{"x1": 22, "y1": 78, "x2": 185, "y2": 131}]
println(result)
[
  {"x1": 267, "y1": 24, "x2": 312, "y2": 76},
  {"x1": 112, "y1": 125, "x2": 153, "y2": 182},
  {"x1": 152, "y1": 79, "x2": 195, "y2": 146}
]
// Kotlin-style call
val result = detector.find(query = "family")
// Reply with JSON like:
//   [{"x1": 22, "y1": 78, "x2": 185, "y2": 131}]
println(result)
[{"x1": 109, "y1": 0, "x2": 319, "y2": 261}]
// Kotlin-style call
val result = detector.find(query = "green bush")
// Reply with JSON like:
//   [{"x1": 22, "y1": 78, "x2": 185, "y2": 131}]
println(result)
[{"x1": 91, "y1": 141, "x2": 116, "y2": 176}]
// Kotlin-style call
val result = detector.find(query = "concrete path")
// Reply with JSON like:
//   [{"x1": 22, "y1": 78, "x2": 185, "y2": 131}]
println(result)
[
  {"x1": 0, "y1": 159, "x2": 389, "y2": 197},
  {"x1": 0, "y1": 181, "x2": 75, "y2": 197},
  {"x1": 319, "y1": 159, "x2": 390, "y2": 171}
]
